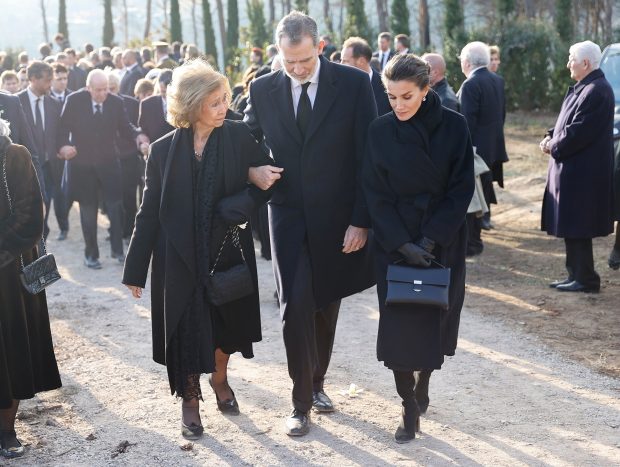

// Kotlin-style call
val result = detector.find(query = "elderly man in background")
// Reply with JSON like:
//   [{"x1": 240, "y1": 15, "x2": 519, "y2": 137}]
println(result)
[
  {"x1": 540, "y1": 41, "x2": 615, "y2": 293},
  {"x1": 422, "y1": 53, "x2": 459, "y2": 112},
  {"x1": 119, "y1": 50, "x2": 144, "y2": 97},
  {"x1": 458, "y1": 41, "x2": 508, "y2": 255}
]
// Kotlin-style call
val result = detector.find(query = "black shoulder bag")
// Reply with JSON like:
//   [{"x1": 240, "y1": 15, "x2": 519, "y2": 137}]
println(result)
[
  {"x1": 1, "y1": 152, "x2": 61, "y2": 294},
  {"x1": 385, "y1": 260, "x2": 451, "y2": 310}
]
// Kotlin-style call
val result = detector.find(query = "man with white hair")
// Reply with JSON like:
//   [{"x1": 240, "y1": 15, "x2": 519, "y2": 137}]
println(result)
[
  {"x1": 540, "y1": 40, "x2": 615, "y2": 292},
  {"x1": 458, "y1": 41, "x2": 508, "y2": 255},
  {"x1": 57, "y1": 69, "x2": 149, "y2": 269}
]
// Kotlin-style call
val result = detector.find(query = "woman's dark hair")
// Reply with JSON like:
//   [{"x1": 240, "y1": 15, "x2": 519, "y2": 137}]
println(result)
[{"x1": 382, "y1": 54, "x2": 430, "y2": 89}]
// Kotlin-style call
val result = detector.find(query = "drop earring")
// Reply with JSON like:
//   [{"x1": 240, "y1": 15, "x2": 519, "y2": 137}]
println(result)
[{"x1": 422, "y1": 95, "x2": 427, "y2": 102}]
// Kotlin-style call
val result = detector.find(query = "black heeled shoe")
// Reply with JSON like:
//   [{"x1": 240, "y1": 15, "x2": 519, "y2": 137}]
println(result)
[
  {"x1": 0, "y1": 430, "x2": 25, "y2": 458},
  {"x1": 208, "y1": 377, "x2": 240, "y2": 415},
  {"x1": 415, "y1": 370, "x2": 432, "y2": 414},
  {"x1": 394, "y1": 399, "x2": 420, "y2": 444},
  {"x1": 181, "y1": 402, "x2": 204, "y2": 440}
]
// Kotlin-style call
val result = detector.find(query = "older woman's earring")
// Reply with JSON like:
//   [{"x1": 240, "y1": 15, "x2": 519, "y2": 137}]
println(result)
[{"x1": 422, "y1": 95, "x2": 427, "y2": 102}]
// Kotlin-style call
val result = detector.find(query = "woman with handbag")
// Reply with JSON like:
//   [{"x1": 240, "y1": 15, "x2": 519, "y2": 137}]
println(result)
[
  {"x1": 122, "y1": 58, "x2": 273, "y2": 440},
  {"x1": 0, "y1": 119, "x2": 62, "y2": 458},
  {"x1": 363, "y1": 54, "x2": 474, "y2": 443}
]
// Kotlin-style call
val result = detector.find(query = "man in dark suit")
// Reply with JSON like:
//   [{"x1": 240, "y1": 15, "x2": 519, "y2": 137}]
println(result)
[
  {"x1": 423, "y1": 53, "x2": 459, "y2": 112},
  {"x1": 119, "y1": 50, "x2": 144, "y2": 97},
  {"x1": 17, "y1": 61, "x2": 66, "y2": 240},
  {"x1": 244, "y1": 11, "x2": 377, "y2": 436},
  {"x1": 458, "y1": 41, "x2": 509, "y2": 255},
  {"x1": 65, "y1": 48, "x2": 87, "y2": 91},
  {"x1": 341, "y1": 36, "x2": 391, "y2": 115},
  {"x1": 138, "y1": 70, "x2": 174, "y2": 142},
  {"x1": 57, "y1": 69, "x2": 149, "y2": 269},
  {"x1": 372, "y1": 32, "x2": 395, "y2": 72},
  {"x1": 50, "y1": 63, "x2": 73, "y2": 105}
]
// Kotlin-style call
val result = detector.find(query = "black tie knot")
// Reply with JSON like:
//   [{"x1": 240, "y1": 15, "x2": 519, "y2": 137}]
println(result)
[{"x1": 301, "y1": 82, "x2": 311, "y2": 93}]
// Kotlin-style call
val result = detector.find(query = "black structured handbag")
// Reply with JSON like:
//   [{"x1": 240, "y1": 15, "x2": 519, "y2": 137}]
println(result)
[
  {"x1": 1, "y1": 152, "x2": 61, "y2": 295},
  {"x1": 385, "y1": 260, "x2": 451, "y2": 310},
  {"x1": 207, "y1": 225, "x2": 254, "y2": 306}
]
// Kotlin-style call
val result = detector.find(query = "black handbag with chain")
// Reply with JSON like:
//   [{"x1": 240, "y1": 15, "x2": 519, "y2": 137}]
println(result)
[
  {"x1": 1, "y1": 151, "x2": 61, "y2": 294},
  {"x1": 207, "y1": 225, "x2": 254, "y2": 306},
  {"x1": 385, "y1": 260, "x2": 451, "y2": 310}
]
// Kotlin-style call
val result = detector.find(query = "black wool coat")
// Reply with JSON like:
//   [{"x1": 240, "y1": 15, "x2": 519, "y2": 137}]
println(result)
[
  {"x1": 370, "y1": 70, "x2": 392, "y2": 116},
  {"x1": 433, "y1": 78, "x2": 459, "y2": 112},
  {"x1": 0, "y1": 142, "x2": 61, "y2": 408},
  {"x1": 122, "y1": 121, "x2": 271, "y2": 370},
  {"x1": 542, "y1": 69, "x2": 615, "y2": 238},
  {"x1": 363, "y1": 103, "x2": 474, "y2": 370},
  {"x1": 138, "y1": 95, "x2": 174, "y2": 143},
  {"x1": 17, "y1": 90, "x2": 62, "y2": 164},
  {"x1": 244, "y1": 56, "x2": 378, "y2": 311}
]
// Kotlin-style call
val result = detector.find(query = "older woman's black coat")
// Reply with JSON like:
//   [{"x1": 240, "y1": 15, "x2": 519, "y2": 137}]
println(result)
[
  {"x1": 0, "y1": 142, "x2": 61, "y2": 409},
  {"x1": 122, "y1": 121, "x2": 271, "y2": 379},
  {"x1": 542, "y1": 69, "x2": 615, "y2": 238},
  {"x1": 363, "y1": 102, "x2": 474, "y2": 371}
]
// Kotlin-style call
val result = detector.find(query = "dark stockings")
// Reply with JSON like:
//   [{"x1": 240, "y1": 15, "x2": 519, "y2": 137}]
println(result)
[
  {"x1": 393, "y1": 370, "x2": 415, "y2": 401},
  {"x1": 211, "y1": 349, "x2": 233, "y2": 401},
  {"x1": 615, "y1": 223, "x2": 620, "y2": 249},
  {"x1": 182, "y1": 375, "x2": 202, "y2": 427},
  {"x1": 0, "y1": 400, "x2": 20, "y2": 449}
]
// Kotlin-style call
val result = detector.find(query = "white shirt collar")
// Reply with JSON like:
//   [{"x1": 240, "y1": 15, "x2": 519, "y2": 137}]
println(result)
[
  {"x1": 125, "y1": 62, "x2": 137, "y2": 72},
  {"x1": 92, "y1": 100, "x2": 103, "y2": 112},
  {"x1": 368, "y1": 68, "x2": 374, "y2": 81},
  {"x1": 27, "y1": 87, "x2": 43, "y2": 104},
  {"x1": 290, "y1": 56, "x2": 321, "y2": 89}
]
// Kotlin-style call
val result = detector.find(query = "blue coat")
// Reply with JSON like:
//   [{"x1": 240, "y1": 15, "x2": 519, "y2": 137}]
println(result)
[{"x1": 542, "y1": 69, "x2": 615, "y2": 239}]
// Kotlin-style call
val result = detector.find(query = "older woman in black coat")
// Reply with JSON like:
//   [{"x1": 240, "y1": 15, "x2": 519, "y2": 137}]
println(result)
[
  {"x1": 540, "y1": 41, "x2": 615, "y2": 291},
  {"x1": 0, "y1": 120, "x2": 61, "y2": 458},
  {"x1": 363, "y1": 55, "x2": 474, "y2": 443},
  {"x1": 122, "y1": 59, "x2": 272, "y2": 440}
]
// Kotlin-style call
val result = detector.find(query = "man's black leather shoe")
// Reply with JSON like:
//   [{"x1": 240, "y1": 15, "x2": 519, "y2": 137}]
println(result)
[
  {"x1": 285, "y1": 409, "x2": 310, "y2": 436},
  {"x1": 84, "y1": 257, "x2": 102, "y2": 269},
  {"x1": 555, "y1": 280, "x2": 599, "y2": 293},
  {"x1": 480, "y1": 218, "x2": 494, "y2": 230},
  {"x1": 608, "y1": 248, "x2": 620, "y2": 270},
  {"x1": 312, "y1": 390, "x2": 335, "y2": 413},
  {"x1": 549, "y1": 278, "x2": 572, "y2": 288}
]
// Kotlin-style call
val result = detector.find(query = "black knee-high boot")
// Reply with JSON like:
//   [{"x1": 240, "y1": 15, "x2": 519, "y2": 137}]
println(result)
[
  {"x1": 393, "y1": 370, "x2": 420, "y2": 443},
  {"x1": 415, "y1": 369, "x2": 433, "y2": 414}
]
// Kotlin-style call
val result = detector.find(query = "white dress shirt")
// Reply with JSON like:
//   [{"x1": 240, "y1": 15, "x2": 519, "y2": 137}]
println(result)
[
  {"x1": 119, "y1": 62, "x2": 137, "y2": 82},
  {"x1": 379, "y1": 51, "x2": 390, "y2": 70},
  {"x1": 92, "y1": 100, "x2": 103, "y2": 114},
  {"x1": 26, "y1": 87, "x2": 45, "y2": 129},
  {"x1": 290, "y1": 58, "x2": 321, "y2": 117}
]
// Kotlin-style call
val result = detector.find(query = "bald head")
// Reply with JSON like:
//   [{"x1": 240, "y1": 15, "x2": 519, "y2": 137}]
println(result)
[
  {"x1": 422, "y1": 53, "x2": 446, "y2": 86},
  {"x1": 87, "y1": 69, "x2": 109, "y2": 103},
  {"x1": 122, "y1": 49, "x2": 138, "y2": 67}
]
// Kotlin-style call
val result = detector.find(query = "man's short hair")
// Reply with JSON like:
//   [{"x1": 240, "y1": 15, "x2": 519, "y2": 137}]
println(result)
[
  {"x1": 39, "y1": 43, "x2": 52, "y2": 57},
  {"x1": 54, "y1": 33, "x2": 65, "y2": 42},
  {"x1": 342, "y1": 37, "x2": 372, "y2": 62},
  {"x1": 489, "y1": 45, "x2": 500, "y2": 57},
  {"x1": 27, "y1": 61, "x2": 53, "y2": 80},
  {"x1": 395, "y1": 34, "x2": 410, "y2": 50},
  {"x1": 570, "y1": 40, "x2": 602, "y2": 70},
  {"x1": 1, "y1": 70, "x2": 18, "y2": 84},
  {"x1": 134, "y1": 78, "x2": 155, "y2": 96},
  {"x1": 378, "y1": 32, "x2": 392, "y2": 42},
  {"x1": 158, "y1": 69, "x2": 173, "y2": 86},
  {"x1": 99, "y1": 47, "x2": 112, "y2": 59},
  {"x1": 460, "y1": 41, "x2": 490, "y2": 67},
  {"x1": 52, "y1": 63, "x2": 68, "y2": 74},
  {"x1": 18, "y1": 52, "x2": 29, "y2": 63},
  {"x1": 275, "y1": 11, "x2": 319, "y2": 46},
  {"x1": 64, "y1": 48, "x2": 76, "y2": 57}
]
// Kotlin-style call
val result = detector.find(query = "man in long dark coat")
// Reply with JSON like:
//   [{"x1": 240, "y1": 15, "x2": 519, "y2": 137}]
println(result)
[
  {"x1": 423, "y1": 53, "x2": 459, "y2": 112},
  {"x1": 244, "y1": 11, "x2": 377, "y2": 436},
  {"x1": 540, "y1": 40, "x2": 615, "y2": 293}
]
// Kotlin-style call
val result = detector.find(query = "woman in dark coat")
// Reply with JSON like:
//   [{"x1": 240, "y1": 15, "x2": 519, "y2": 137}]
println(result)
[
  {"x1": 363, "y1": 55, "x2": 474, "y2": 443},
  {"x1": 608, "y1": 144, "x2": 620, "y2": 270},
  {"x1": 122, "y1": 59, "x2": 271, "y2": 440},
  {"x1": 0, "y1": 120, "x2": 62, "y2": 458}
]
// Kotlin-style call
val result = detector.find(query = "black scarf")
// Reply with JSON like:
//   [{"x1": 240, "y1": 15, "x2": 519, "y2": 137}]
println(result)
[{"x1": 394, "y1": 88, "x2": 443, "y2": 156}]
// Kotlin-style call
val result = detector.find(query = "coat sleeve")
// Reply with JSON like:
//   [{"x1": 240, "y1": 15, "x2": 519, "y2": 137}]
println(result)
[
  {"x1": 243, "y1": 82, "x2": 265, "y2": 143},
  {"x1": 459, "y1": 80, "x2": 480, "y2": 141},
  {"x1": 122, "y1": 146, "x2": 162, "y2": 287},
  {"x1": 549, "y1": 88, "x2": 611, "y2": 161},
  {"x1": 351, "y1": 75, "x2": 378, "y2": 228},
  {"x1": 117, "y1": 99, "x2": 140, "y2": 142},
  {"x1": 0, "y1": 146, "x2": 43, "y2": 268},
  {"x1": 421, "y1": 124, "x2": 475, "y2": 247},
  {"x1": 57, "y1": 96, "x2": 74, "y2": 150},
  {"x1": 362, "y1": 133, "x2": 413, "y2": 253},
  {"x1": 9, "y1": 100, "x2": 45, "y2": 196}
]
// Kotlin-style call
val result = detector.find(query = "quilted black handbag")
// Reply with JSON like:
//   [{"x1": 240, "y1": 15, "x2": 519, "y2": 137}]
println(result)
[
  {"x1": 1, "y1": 152, "x2": 61, "y2": 294},
  {"x1": 385, "y1": 261, "x2": 451, "y2": 310},
  {"x1": 207, "y1": 225, "x2": 254, "y2": 306}
]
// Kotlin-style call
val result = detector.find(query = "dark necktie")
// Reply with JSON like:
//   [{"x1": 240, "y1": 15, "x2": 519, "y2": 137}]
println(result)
[
  {"x1": 94, "y1": 103, "x2": 102, "y2": 121},
  {"x1": 296, "y1": 82, "x2": 312, "y2": 138},
  {"x1": 34, "y1": 97, "x2": 45, "y2": 155}
]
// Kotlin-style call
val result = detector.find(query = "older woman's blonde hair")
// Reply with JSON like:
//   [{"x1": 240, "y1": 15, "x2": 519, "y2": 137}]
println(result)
[{"x1": 167, "y1": 58, "x2": 231, "y2": 128}]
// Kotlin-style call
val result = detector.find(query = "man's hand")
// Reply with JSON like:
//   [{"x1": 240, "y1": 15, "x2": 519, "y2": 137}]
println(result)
[
  {"x1": 136, "y1": 133, "x2": 150, "y2": 147},
  {"x1": 139, "y1": 142, "x2": 150, "y2": 158},
  {"x1": 342, "y1": 226, "x2": 368, "y2": 254},
  {"x1": 539, "y1": 135, "x2": 551, "y2": 154},
  {"x1": 58, "y1": 145, "x2": 77, "y2": 160},
  {"x1": 248, "y1": 165, "x2": 283, "y2": 190},
  {"x1": 125, "y1": 285, "x2": 142, "y2": 298}
]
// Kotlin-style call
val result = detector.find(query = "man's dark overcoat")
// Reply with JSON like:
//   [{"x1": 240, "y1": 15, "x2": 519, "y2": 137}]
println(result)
[
  {"x1": 363, "y1": 98, "x2": 474, "y2": 370},
  {"x1": 122, "y1": 121, "x2": 271, "y2": 371},
  {"x1": 433, "y1": 78, "x2": 459, "y2": 112},
  {"x1": 17, "y1": 90, "x2": 62, "y2": 164},
  {"x1": 244, "y1": 57, "x2": 377, "y2": 311},
  {"x1": 120, "y1": 65, "x2": 145, "y2": 97},
  {"x1": 542, "y1": 69, "x2": 615, "y2": 238},
  {"x1": 370, "y1": 70, "x2": 391, "y2": 116},
  {"x1": 0, "y1": 141, "x2": 61, "y2": 408},
  {"x1": 138, "y1": 95, "x2": 174, "y2": 143}
]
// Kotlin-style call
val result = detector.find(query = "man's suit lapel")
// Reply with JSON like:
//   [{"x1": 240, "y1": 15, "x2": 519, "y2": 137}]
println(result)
[
  {"x1": 304, "y1": 57, "x2": 338, "y2": 143},
  {"x1": 19, "y1": 92, "x2": 35, "y2": 129},
  {"x1": 270, "y1": 71, "x2": 302, "y2": 145}
]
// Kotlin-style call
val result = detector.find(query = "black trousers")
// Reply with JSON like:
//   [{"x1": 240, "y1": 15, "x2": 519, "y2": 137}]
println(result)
[
  {"x1": 466, "y1": 213, "x2": 483, "y2": 254},
  {"x1": 564, "y1": 238, "x2": 600, "y2": 289},
  {"x1": 42, "y1": 159, "x2": 70, "y2": 235},
  {"x1": 282, "y1": 245, "x2": 340, "y2": 412},
  {"x1": 120, "y1": 154, "x2": 142, "y2": 238}
]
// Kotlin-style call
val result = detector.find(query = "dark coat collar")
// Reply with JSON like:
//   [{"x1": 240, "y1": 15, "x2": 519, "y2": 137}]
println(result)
[{"x1": 573, "y1": 68, "x2": 605, "y2": 95}]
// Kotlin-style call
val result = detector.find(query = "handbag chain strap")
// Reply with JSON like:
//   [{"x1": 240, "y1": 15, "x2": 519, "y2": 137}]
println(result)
[
  {"x1": 209, "y1": 225, "x2": 246, "y2": 276},
  {"x1": 1, "y1": 152, "x2": 47, "y2": 272}
]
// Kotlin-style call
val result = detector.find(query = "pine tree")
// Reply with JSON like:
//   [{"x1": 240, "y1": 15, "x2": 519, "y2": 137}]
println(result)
[
  {"x1": 443, "y1": 0, "x2": 466, "y2": 90},
  {"x1": 226, "y1": 0, "x2": 239, "y2": 64},
  {"x1": 247, "y1": 0, "x2": 270, "y2": 47},
  {"x1": 344, "y1": 0, "x2": 371, "y2": 42},
  {"x1": 103, "y1": 0, "x2": 115, "y2": 46},
  {"x1": 202, "y1": 0, "x2": 218, "y2": 64},
  {"x1": 555, "y1": 0, "x2": 573, "y2": 43},
  {"x1": 390, "y1": 0, "x2": 410, "y2": 36},
  {"x1": 295, "y1": 0, "x2": 309, "y2": 12},
  {"x1": 58, "y1": 0, "x2": 69, "y2": 39},
  {"x1": 170, "y1": 0, "x2": 183, "y2": 42}
]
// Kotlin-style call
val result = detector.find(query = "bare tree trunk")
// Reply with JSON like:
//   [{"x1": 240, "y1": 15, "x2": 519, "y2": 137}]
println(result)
[
  {"x1": 375, "y1": 0, "x2": 388, "y2": 33},
  {"x1": 523, "y1": 0, "x2": 535, "y2": 18},
  {"x1": 269, "y1": 0, "x2": 275, "y2": 27},
  {"x1": 339, "y1": 0, "x2": 344, "y2": 39},
  {"x1": 418, "y1": 0, "x2": 430, "y2": 51},
  {"x1": 324, "y1": 0, "x2": 333, "y2": 33},
  {"x1": 123, "y1": 0, "x2": 129, "y2": 46},
  {"x1": 163, "y1": 0, "x2": 169, "y2": 30},
  {"x1": 604, "y1": 0, "x2": 612, "y2": 44},
  {"x1": 40, "y1": 0, "x2": 49, "y2": 43},
  {"x1": 192, "y1": 0, "x2": 199, "y2": 44},
  {"x1": 145, "y1": 0, "x2": 152, "y2": 39},
  {"x1": 215, "y1": 0, "x2": 227, "y2": 56}
]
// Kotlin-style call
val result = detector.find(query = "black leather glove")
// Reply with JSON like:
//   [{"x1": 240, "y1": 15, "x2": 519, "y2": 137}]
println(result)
[
  {"x1": 397, "y1": 242, "x2": 435, "y2": 267},
  {"x1": 416, "y1": 237, "x2": 435, "y2": 254}
]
